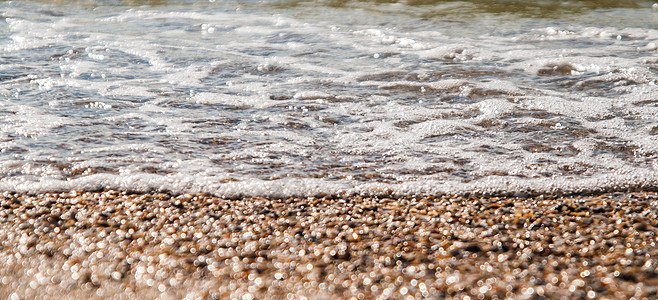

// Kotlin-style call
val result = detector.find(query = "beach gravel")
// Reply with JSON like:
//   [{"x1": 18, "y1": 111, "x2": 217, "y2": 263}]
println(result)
[{"x1": 0, "y1": 191, "x2": 657, "y2": 299}]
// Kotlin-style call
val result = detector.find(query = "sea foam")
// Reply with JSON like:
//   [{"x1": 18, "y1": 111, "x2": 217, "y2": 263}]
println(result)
[{"x1": 1, "y1": 1, "x2": 657, "y2": 197}]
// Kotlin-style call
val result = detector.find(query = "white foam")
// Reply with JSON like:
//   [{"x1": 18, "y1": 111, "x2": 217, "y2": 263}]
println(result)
[
  {"x1": 475, "y1": 98, "x2": 517, "y2": 119},
  {"x1": 1, "y1": 172, "x2": 657, "y2": 198},
  {"x1": 1, "y1": 1, "x2": 657, "y2": 197}
]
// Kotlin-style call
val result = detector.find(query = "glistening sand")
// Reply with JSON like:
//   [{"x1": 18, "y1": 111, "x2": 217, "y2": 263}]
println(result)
[{"x1": 1, "y1": 191, "x2": 657, "y2": 299}]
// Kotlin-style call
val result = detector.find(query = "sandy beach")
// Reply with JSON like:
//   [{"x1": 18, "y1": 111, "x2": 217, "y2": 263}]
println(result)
[{"x1": 0, "y1": 191, "x2": 657, "y2": 299}]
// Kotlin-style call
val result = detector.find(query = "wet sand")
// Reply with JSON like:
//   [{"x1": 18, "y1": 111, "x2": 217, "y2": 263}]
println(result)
[{"x1": 0, "y1": 191, "x2": 657, "y2": 299}]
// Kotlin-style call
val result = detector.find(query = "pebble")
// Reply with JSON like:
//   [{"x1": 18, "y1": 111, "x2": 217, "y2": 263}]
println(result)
[{"x1": 0, "y1": 191, "x2": 657, "y2": 299}]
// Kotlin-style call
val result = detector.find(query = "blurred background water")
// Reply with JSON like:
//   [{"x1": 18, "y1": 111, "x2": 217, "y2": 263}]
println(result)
[{"x1": 0, "y1": 0, "x2": 657, "y2": 197}]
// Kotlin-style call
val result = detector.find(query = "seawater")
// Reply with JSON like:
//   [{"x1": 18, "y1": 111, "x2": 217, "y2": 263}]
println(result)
[{"x1": 1, "y1": 0, "x2": 658, "y2": 197}]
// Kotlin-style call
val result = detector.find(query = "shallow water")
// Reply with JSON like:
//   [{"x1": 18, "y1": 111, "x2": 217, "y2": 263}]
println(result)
[{"x1": 1, "y1": 0, "x2": 657, "y2": 197}]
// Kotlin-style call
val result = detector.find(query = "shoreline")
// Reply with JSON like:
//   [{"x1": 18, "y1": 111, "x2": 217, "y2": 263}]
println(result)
[{"x1": 1, "y1": 191, "x2": 657, "y2": 299}]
